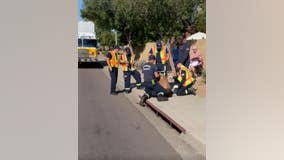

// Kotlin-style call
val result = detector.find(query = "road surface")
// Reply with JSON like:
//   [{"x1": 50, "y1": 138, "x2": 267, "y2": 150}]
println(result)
[{"x1": 79, "y1": 66, "x2": 182, "y2": 160}]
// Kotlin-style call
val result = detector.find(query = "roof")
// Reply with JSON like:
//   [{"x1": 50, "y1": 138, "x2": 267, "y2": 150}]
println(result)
[{"x1": 78, "y1": 32, "x2": 96, "y2": 39}]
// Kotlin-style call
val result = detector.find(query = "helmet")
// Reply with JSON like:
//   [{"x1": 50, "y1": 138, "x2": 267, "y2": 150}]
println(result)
[
  {"x1": 148, "y1": 55, "x2": 156, "y2": 61},
  {"x1": 156, "y1": 40, "x2": 162, "y2": 50}
]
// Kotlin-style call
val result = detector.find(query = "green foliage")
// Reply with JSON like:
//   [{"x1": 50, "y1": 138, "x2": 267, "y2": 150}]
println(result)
[
  {"x1": 80, "y1": 0, "x2": 206, "y2": 47},
  {"x1": 97, "y1": 30, "x2": 115, "y2": 47}
]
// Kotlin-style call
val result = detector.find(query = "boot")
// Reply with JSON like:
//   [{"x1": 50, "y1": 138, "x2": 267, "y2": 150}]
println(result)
[
  {"x1": 188, "y1": 88, "x2": 196, "y2": 96},
  {"x1": 157, "y1": 92, "x2": 168, "y2": 101},
  {"x1": 139, "y1": 94, "x2": 149, "y2": 107},
  {"x1": 124, "y1": 89, "x2": 131, "y2": 94},
  {"x1": 136, "y1": 84, "x2": 143, "y2": 90}
]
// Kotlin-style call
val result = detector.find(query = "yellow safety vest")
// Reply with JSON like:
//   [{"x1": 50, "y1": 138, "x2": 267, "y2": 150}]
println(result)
[
  {"x1": 120, "y1": 52, "x2": 135, "y2": 71},
  {"x1": 151, "y1": 46, "x2": 169, "y2": 64},
  {"x1": 109, "y1": 51, "x2": 119, "y2": 68},
  {"x1": 177, "y1": 65, "x2": 194, "y2": 87}
]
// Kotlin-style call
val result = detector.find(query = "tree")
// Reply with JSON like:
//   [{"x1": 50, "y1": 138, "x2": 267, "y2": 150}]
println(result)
[{"x1": 80, "y1": 0, "x2": 206, "y2": 47}]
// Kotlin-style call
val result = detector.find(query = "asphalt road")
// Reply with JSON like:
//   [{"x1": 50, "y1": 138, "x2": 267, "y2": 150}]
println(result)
[{"x1": 79, "y1": 67, "x2": 182, "y2": 160}]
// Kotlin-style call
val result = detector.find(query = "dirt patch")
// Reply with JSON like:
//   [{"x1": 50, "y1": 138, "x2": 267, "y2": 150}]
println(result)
[
  {"x1": 194, "y1": 40, "x2": 206, "y2": 98},
  {"x1": 138, "y1": 42, "x2": 156, "y2": 61},
  {"x1": 194, "y1": 77, "x2": 206, "y2": 97}
]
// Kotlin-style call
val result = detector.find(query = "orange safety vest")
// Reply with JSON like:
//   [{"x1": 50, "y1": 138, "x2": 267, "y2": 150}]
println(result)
[
  {"x1": 151, "y1": 45, "x2": 169, "y2": 64},
  {"x1": 177, "y1": 65, "x2": 194, "y2": 87},
  {"x1": 109, "y1": 51, "x2": 119, "y2": 68},
  {"x1": 120, "y1": 52, "x2": 135, "y2": 71}
]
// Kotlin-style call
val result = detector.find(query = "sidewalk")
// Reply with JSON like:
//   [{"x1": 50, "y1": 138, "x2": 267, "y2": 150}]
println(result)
[
  {"x1": 98, "y1": 55, "x2": 205, "y2": 155},
  {"x1": 147, "y1": 94, "x2": 205, "y2": 153}
]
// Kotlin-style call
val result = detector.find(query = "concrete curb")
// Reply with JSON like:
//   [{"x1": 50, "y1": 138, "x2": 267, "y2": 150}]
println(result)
[{"x1": 139, "y1": 95, "x2": 187, "y2": 134}]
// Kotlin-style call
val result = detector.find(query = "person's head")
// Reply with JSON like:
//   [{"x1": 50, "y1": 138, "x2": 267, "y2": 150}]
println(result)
[
  {"x1": 113, "y1": 45, "x2": 120, "y2": 53},
  {"x1": 185, "y1": 25, "x2": 195, "y2": 38},
  {"x1": 156, "y1": 40, "x2": 162, "y2": 51},
  {"x1": 192, "y1": 45, "x2": 198, "y2": 53},
  {"x1": 148, "y1": 55, "x2": 156, "y2": 64},
  {"x1": 125, "y1": 47, "x2": 131, "y2": 56}
]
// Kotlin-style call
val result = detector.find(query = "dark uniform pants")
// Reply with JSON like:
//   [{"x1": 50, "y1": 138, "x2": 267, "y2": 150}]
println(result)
[
  {"x1": 156, "y1": 63, "x2": 167, "y2": 76},
  {"x1": 144, "y1": 81, "x2": 169, "y2": 97},
  {"x1": 123, "y1": 70, "x2": 142, "y2": 90},
  {"x1": 109, "y1": 67, "x2": 118, "y2": 93},
  {"x1": 176, "y1": 84, "x2": 193, "y2": 96}
]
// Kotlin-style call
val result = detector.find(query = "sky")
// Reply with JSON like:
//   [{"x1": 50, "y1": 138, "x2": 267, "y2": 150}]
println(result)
[{"x1": 78, "y1": 0, "x2": 83, "y2": 21}]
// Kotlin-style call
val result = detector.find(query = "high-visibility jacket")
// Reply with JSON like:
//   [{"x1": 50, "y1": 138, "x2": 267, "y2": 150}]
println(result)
[
  {"x1": 120, "y1": 52, "x2": 135, "y2": 71},
  {"x1": 109, "y1": 51, "x2": 119, "y2": 68},
  {"x1": 177, "y1": 65, "x2": 194, "y2": 87},
  {"x1": 151, "y1": 46, "x2": 169, "y2": 64}
]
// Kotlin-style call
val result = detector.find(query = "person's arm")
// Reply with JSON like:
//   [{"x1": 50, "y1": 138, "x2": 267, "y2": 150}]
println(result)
[
  {"x1": 106, "y1": 52, "x2": 112, "y2": 71},
  {"x1": 154, "y1": 71, "x2": 161, "y2": 82},
  {"x1": 153, "y1": 65, "x2": 161, "y2": 81},
  {"x1": 197, "y1": 50, "x2": 203, "y2": 63},
  {"x1": 154, "y1": 71, "x2": 159, "y2": 78},
  {"x1": 165, "y1": 47, "x2": 170, "y2": 61},
  {"x1": 119, "y1": 53, "x2": 127, "y2": 64},
  {"x1": 130, "y1": 53, "x2": 135, "y2": 66},
  {"x1": 180, "y1": 70, "x2": 186, "y2": 85},
  {"x1": 177, "y1": 46, "x2": 185, "y2": 64}
]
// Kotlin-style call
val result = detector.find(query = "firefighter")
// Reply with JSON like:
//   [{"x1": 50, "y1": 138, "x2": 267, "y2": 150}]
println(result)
[
  {"x1": 106, "y1": 46, "x2": 120, "y2": 95},
  {"x1": 139, "y1": 55, "x2": 172, "y2": 106},
  {"x1": 149, "y1": 40, "x2": 169, "y2": 76},
  {"x1": 119, "y1": 47, "x2": 142, "y2": 93},
  {"x1": 173, "y1": 63, "x2": 196, "y2": 96}
]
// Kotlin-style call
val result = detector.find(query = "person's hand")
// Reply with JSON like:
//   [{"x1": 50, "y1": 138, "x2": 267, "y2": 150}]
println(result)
[
  {"x1": 108, "y1": 66, "x2": 112, "y2": 72},
  {"x1": 155, "y1": 75, "x2": 161, "y2": 82}
]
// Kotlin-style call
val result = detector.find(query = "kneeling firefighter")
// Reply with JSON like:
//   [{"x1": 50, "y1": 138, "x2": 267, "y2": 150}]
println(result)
[
  {"x1": 173, "y1": 63, "x2": 196, "y2": 96},
  {"x1": 139, "y1": 55, "x2": 172, "y2": 106},
  {"x1": 119, "y1": 47, "x2": 142, "y2": 93}
]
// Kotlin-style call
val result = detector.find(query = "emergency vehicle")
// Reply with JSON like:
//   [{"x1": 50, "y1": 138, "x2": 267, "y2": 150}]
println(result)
[{"x1": 78, "y1": 21, "x2": 97, "y2": 64}]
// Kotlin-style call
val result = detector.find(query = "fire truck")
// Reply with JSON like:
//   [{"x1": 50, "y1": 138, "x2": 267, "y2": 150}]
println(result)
[{"x1": 78, "y1": 21, "x2": 98, "y2": 64}]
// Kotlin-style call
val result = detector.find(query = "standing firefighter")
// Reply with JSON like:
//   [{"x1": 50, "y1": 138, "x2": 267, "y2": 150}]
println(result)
[
  {"x1": 119, "y1": 47, "x2": 142, "y2": 93},
  {"x1": 106, "y1": 46, "x2": 120, "y2": 95},
  {"x1": 139, "y1": 55, "x2": 172, "y2": 106},
  {"x1": 173, "y1": 63, "x2": 196, "y2": 96},
  {"x1": 149, "y1": 40, "x2": 169, "y2": 76}
]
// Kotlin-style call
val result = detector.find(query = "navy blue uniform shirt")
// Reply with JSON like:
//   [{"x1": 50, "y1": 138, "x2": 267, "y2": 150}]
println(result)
[
  {"x1": 178, "y1": 41, "x2": 190, "y2": 67},
  {"x1": 142, "y1": 62, "x2": 157, "y2": 82}
]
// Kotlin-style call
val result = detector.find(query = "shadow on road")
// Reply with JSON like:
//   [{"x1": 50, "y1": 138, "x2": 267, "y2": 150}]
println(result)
[{"x1": 78, "y1": 60, "x2": 107, "y2": 69}]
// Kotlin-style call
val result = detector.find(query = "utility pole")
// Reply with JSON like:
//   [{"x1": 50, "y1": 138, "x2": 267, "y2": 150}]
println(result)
[{"x1": 111, "y1": 29, "x2": 118, "y2": 45}]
